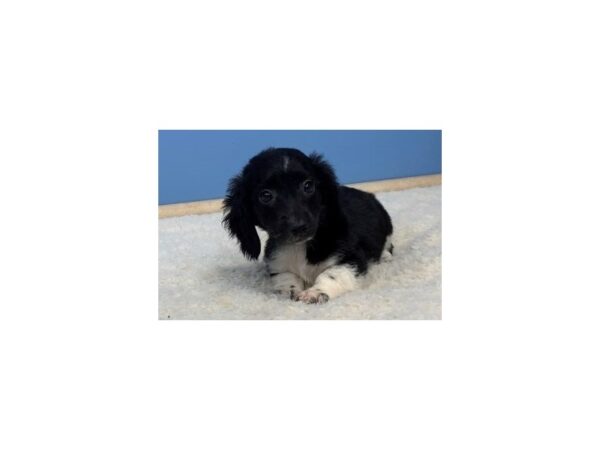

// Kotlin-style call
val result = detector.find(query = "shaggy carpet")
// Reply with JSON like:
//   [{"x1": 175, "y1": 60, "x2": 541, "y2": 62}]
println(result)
[{"x1": 159, "y1": 185, "x2": 441, "y2": 319}]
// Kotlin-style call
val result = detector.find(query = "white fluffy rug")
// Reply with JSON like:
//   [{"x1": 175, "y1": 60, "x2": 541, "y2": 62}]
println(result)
[{"x1": 159, "y1": 185, "x2": 441, "y2": 319}]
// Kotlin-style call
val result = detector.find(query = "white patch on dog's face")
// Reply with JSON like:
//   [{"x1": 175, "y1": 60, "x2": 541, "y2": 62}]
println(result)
[
  {"x1": 266, "y1": 243, "x2": 337, "y2": 286},
  {"x1": 282, "y1": 156, "x2": 289, "y2": 172}
]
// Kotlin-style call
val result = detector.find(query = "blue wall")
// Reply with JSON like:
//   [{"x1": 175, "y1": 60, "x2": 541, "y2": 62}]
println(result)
[{"x1": 159, "y1": 130, "x2": 441, "y2": 205}]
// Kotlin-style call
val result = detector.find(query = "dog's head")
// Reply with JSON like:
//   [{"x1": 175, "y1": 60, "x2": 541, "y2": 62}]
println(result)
[{"x1": 222, "y1": 148, "x2": 338, "y2": 259}]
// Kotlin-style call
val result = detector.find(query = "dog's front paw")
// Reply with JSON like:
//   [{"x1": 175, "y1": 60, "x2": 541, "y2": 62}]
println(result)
[
  {"x1": 296, "y1": 289, "x2": 329, "y2": 304},
  {"x1": 275, "y1": 284, "x2": 300, "y2": 300}
]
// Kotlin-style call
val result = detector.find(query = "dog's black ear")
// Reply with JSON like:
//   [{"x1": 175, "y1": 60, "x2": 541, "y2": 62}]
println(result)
[
  {"x1": 309, "y1": 152, "x2": 339, "y2": 201},
  {"x1": 222, "y1": 172, "x2": 261, "y2": 260}
]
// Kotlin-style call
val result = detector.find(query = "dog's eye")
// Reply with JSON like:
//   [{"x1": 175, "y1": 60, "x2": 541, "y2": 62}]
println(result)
[
  {"x1": 259, "y1": 190, "x2": 274, "y2": 204},
  {"x1": 303, "y1": 180, "x2": 315, "y2": 194}
]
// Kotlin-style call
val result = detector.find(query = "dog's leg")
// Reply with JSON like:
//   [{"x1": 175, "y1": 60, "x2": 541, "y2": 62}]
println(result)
[
  {"x1": 296, "y1": 265, "x2": 360, "y2": 304},
  {"x1": 271, "y1": 272, "x2": 305, "y2": 300},
  {"x1": 380, "y1": 236, "x2": 394, "y2": 262}
]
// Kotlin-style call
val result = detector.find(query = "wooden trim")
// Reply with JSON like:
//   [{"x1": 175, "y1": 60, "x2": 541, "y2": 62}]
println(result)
[
  {"x1": 159, "y1": 173, "x2": 441, "y2": 219},
  {"x1": 159, "y1": 198, "x2": 224, "y2": 219},
  {"x1": 347, "y1": 173, "x2": 441, "y2": 194}
]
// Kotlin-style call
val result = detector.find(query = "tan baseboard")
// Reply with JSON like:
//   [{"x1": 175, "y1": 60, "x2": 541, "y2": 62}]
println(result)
[
  {"x1": 159, "y1": 173, "x2": 441, "y2": 219},
  {"x1": 347, "y1": 173, "x2": 441, "y2": 195}
]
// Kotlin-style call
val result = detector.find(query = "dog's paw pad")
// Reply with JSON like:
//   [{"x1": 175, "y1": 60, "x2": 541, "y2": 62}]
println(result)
[
  {"x1": 381, "y1": 250, "x2": 393, "y2": 262},
  {"x1": 296, "y1": 289, "x2": 329, "y2": 304},
  {"x1": 275, "y1": 285, "x2": 300, "y2": 300}
]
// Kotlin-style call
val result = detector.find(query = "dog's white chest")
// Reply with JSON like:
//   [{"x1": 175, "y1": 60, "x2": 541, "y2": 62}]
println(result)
[{"x1": 267, "y1": 243, "x2": 336, "y2": 285}]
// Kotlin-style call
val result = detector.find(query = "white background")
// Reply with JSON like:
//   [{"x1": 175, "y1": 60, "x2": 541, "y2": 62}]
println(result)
[{"x1": 1, "y1": 1, "x2": 599, "y2": 449}]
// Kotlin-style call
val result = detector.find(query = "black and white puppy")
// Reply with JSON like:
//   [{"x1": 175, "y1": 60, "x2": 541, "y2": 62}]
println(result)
[{"x1": 222, "y1": 148, "x2": 393, "y2": 304}]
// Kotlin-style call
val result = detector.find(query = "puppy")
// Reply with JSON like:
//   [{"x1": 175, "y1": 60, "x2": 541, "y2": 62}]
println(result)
[{"x1": 222, "y1": 148, "x2": 393, "y2": 304}]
